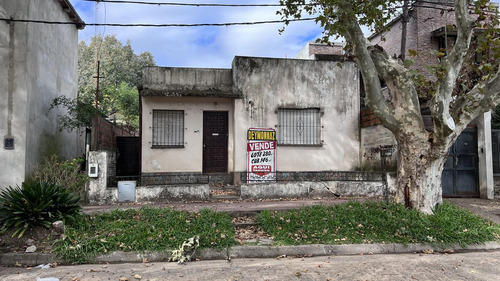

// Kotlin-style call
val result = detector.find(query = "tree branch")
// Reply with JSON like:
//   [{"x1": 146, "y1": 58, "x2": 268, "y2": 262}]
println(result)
[
  {"x1": 341, "y1": 15, "x2": 400, "y2": 132},
  {"x1": 429, "y1": 0, "x2": 475, "y2": 142},
  {"x1": 455, "y1": 68, "x2": 500, "y2": 130},
  {"x1": 368, "y1": 48, "x2": 427, "y2": 136}
]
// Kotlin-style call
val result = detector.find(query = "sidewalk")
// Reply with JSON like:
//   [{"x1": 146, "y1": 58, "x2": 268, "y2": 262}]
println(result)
[
  {"x1": 446, "y1": 198, "x2": 500, "y2": 225},
  {"x1": 82, "y1": 197, "x2": 368, "y2": 215},
  {"x1": 83, "y1": 197, "x2": 500, "y2": 224}
]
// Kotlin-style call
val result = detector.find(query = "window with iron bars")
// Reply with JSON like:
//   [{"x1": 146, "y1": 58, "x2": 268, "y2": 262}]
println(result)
[
  {"x1": 152, "y1": 110, "x2": 184, "y2": 148},
  {"x1": 277, "y1": 108, "x2": 322, "y2": 146}
]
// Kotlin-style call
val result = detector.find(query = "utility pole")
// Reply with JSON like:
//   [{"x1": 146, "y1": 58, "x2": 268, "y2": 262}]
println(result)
[
  {"x1": 401, "y1": 0, "x2": 410, "y2": 208},
  {"x1": 93, "y1": 61, "x2": 104, "y2": 151},
  {"x1": 401, "y1": 0, "x2": 410, "y2": 60}
]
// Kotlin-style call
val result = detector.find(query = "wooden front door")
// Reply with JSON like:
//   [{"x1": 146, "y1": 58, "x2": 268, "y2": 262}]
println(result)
[{"x1": 203, "y1": 111, "x2": 228, "y2": 173}]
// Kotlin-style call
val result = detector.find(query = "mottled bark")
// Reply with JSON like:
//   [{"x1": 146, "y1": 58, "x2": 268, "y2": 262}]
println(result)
[
  {"x1": 338, "y1": 0, "x2": 488, "y2": 213},
  {"x1": 395, "y1": 134, "x2": 449, "y2": 214}
]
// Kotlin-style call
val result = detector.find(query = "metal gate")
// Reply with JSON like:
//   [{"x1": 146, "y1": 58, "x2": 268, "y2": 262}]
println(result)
[
  {"x1": 442, "y1": 129, "x2": 479, "y2": 197},
  {"x1": 116, "y1": 136, "x2": 140, "y2": 176}
]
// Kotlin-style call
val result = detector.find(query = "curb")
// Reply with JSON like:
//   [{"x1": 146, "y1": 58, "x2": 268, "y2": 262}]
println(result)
[{"x1": 1, "y1": 242, "x2": 500, "y2": 266}]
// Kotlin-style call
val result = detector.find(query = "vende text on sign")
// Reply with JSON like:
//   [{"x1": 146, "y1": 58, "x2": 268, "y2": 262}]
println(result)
[{"x1": 247, "y1": 128, "x2": 276, "y2": 183}]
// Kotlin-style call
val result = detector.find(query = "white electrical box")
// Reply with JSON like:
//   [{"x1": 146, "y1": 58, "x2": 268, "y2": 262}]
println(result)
[
  {"x1": 118, "y1": 181, "x2": 136, "y2": 202},
  {"x1": 88, "y1": 163, "x2": 99, "y2": 178}
]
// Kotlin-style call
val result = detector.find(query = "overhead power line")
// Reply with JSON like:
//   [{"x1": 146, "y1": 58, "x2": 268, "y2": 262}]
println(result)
[
  {"x1": 82, "y1": 0, "x2": 316, "y2": 7},
  {"x1": 0, "y1": 17, "x2": 315, "y2": 27}
]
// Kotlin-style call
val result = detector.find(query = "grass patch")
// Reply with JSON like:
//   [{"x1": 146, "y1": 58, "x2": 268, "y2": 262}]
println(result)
[
  {"x1": 53, "y1": 208, "x2": 237, "y2": 263},
  {"x1": 257, "y1": 201, "x2": 500, "y2": 247}
]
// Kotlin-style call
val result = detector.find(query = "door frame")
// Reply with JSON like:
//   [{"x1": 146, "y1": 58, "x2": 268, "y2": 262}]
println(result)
[{"x1": 202, "y1": 111, "x2": 229, "y2": 173}]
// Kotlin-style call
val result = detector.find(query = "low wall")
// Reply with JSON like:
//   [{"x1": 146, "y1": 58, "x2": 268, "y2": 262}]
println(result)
[
  {"x1": 241, "y1": 173, "x2": 396, "y2": 199},
  {"x1": 494, "y1": 176, "x2": 500, "y2": 198},
  {"x1": 87, "y1": 151, "x2": 396, "y2": 204}
]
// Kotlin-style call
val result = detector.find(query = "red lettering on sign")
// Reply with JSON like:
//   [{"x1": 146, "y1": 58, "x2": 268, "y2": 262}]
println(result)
[{"x1": 251, "y1": 165, "x2": 272, "y2": 176}]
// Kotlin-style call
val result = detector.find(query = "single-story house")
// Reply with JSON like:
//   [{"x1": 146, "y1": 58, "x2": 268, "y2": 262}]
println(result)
[{"x1": 139, "y1": 56, "x2": 361, "y2": 185}]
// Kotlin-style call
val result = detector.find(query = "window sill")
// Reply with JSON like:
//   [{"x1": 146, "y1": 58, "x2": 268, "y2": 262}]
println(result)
[
  {"x1": 277, "y1": 144, "x2": 323, "y2": 147},
  {"x1": 151, "y1": 145, "x2": 185, "y2": 149}
]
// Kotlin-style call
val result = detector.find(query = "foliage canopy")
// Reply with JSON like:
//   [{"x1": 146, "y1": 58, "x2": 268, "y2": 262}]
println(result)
[{"x1": 51, "y1": 34, "x2": 155, "y2": 131}]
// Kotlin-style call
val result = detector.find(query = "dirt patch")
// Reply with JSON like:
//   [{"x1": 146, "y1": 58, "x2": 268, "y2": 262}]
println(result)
[
  {"x1": 210, "y1": 189, "x2": 239, "y2": 196},
  {"x1": 232, "y1": 216, "x2": 271, "y2": 245},
  {"x1": 0, "y1": 227, "x2": 58, "y2": 254}
]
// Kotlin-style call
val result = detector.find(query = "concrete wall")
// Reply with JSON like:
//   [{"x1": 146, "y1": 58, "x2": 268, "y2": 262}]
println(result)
[
  {"x1": 360, "y1": 125, "x2": 398, "y2": 171},
  {"x1": 232, "y1": 57, "x2": 360, "y2": 172},
  {"x1": 477, "y1": 112, "x2": 494, "y2": 199},
  {"x1": 0, "y1": 0, "x2": 83, "y2": 189},
  {"x1": 141, "y1": 67, "x2": 234, "y2": 96},
  {"x1": 141, "y1": 96, "x2": 235, "y2": 173},
  {"x1": 240, "y1": 175, "x2": 396, "y2": 200}
]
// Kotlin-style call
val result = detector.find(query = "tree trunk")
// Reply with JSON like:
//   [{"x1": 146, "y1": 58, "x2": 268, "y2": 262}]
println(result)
[{"x1": 396, "y1": 136, "x2": 449, "y2": 214}]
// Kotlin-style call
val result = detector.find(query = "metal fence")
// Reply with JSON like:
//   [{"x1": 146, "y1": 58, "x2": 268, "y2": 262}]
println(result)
[
  {"x1": 109, "y1": 171, "x2": 384, "y2": 187},
  {"x1": 240, "y1": 171, "x2": 384, "y2": 183},
  {"x1": 493, "y1": 129, "x2": 500, "y2": 175}
]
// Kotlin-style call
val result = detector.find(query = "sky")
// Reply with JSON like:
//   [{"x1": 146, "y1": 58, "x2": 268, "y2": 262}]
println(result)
[
  {"x1": 69, "y1": 0, "x2": 324, "y2": 68},
  {"x1": 69, "y1": 0, "x2": 500, "y2": 69}
]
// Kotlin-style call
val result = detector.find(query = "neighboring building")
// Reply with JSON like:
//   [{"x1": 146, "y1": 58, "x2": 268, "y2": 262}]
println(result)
[
  {"x1": 296, "y1": 41, "x2": 345, "y2": 60},
  {"x1": 0, "y1": 0, "x2": 85, "y2": 189},
  {"x1": 139, "y1": 56, "x2": 361, "y2": 183},
  {"x1": 365, "y1": 0, "x2": 494, "y2": 198}
]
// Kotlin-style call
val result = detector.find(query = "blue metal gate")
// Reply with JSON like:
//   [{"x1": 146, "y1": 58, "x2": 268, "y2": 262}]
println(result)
[{"x1": 442, "y1": 129, "x2": 479, "y2": 197}]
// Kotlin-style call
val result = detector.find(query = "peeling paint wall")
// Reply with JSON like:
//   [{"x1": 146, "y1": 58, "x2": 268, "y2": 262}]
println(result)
[
  {"x1": 240, "y1": 173, "x2": 397, "y2": 199},
  {"x1": 232, "y1": 57, "x2": 360, "y2": 172},
  {"x1": 0, "y1": 0, "x2": 83, "y2": 189},
  {"x1": 360, "y1": 125, "x2": 398, "y2": 171},
  {"x1": 140, "y1": 57, "x2": 360, "y2": 176}
]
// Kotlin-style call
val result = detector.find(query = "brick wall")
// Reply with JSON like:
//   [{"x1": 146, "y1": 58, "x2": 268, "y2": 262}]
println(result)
[
  {"x1": 369, "y1": 0, "x2": 456, "y2": 79},
  {"x1": 93, "y1": 116, "x2": 136, "y2": 151},
  {"x1": 361, "y1": 108, "x2": 382, "y2": 128}
]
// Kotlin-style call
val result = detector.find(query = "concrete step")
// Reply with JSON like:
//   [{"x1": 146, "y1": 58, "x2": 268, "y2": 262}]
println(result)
[
  {"x1": 210, "y1": 185, "x2": 241, "y2": 197},
  {"x1": 209, "y1": 195, "x2": 241, "y2": 200}
]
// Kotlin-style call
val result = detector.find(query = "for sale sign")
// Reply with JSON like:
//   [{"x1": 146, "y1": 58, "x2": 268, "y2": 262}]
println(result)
[{"x1": 247, "y1": 128, "x2": 276, "y2": 183}]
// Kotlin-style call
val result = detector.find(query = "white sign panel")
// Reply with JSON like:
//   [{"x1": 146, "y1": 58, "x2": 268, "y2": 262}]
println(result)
[{"x1": 247, "y1": 128, "x2": 276, "y2": 183}]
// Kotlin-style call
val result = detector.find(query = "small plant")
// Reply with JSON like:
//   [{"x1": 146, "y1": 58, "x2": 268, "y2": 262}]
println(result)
[
  {"x1": 29, "y1": 155, "x2": 88, "y2": 197},
  {"x1": 0, "y1": 181, "x2": 81, "y2": 238}
]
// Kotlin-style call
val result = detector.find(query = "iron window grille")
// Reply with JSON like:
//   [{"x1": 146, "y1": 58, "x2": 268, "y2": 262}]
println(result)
[
  {"x1": 152, "y1": 110, "x2": 184, "y2": 148},
  {"x1": 277, "y1": 108, "x2": 322, "y2": 146}
]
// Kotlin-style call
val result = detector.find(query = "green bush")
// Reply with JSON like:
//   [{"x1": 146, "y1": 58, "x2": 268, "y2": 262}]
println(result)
[
  {"x1": 29, "y1": 155, "x2": 88, "y2": 197},
  {"x1": 0, "y1": 181, "x2": 81, "y2": 238}
]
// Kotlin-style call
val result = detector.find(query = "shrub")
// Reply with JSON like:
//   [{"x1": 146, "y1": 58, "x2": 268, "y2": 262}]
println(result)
[
  {"x1": 0, "y1": 181, "x2": 81, "y2": 238},
  {"x1": 29, "y1": 155, "x2": 88, "y2": 197}
]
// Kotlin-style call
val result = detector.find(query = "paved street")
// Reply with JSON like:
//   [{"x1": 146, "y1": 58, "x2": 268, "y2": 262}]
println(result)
[{"x1": 1, "y1": 251, "x2": 499, "y2": 281}]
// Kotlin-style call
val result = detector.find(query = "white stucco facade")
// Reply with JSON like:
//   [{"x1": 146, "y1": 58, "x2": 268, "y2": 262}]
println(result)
[
  {"x1": 140, "y1": 57, "x2": 361, "y2": 176},
  {"x1": 141, "y1": 96, "x2": 235, "y2": 173},
  {"x1": 0, "y1": 0, "x2": 84, "y2": 189}
]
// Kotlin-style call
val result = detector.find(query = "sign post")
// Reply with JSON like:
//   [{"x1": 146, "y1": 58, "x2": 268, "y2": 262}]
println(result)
[{"x1": 247, "y1": 128, "x2": 276, "y2": 183}]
